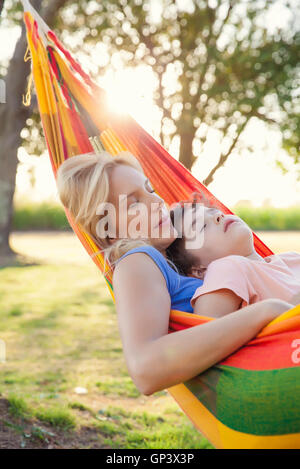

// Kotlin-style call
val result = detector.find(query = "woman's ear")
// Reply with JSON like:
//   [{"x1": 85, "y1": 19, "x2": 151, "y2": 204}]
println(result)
[{"x1": 189, "y1": 265, "x2": 206, "y2": 280}]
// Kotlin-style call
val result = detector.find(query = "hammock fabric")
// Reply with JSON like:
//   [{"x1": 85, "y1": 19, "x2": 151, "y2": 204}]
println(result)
[{"x1": 22, "y1": 1, "x2": 300, "y2": 449}]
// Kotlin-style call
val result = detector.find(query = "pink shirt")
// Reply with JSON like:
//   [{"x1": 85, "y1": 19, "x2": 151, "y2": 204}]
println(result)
[{"x1": 190, "y1": 251, "x2": 300, "y2": 309}]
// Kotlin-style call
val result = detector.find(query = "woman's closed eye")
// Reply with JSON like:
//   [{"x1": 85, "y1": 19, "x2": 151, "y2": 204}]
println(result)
[
  {"x1": 145, "y1": 179, "x2": 155, "y2": 193},
  {"x1": 128, "y1": 180, "x2": 156, "y2": 209}
]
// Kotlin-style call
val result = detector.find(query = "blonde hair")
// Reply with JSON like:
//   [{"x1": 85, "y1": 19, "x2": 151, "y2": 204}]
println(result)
[{"x1": 56, "y1": 151, "x2": 150, "y2": 272}]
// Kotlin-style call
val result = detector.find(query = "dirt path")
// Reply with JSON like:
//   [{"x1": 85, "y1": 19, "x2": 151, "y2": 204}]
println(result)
[{"x1": 0, "y1": 398, "x2": 108, "y2": 449}]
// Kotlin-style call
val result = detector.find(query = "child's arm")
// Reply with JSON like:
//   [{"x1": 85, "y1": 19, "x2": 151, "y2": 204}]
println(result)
[
  {"x1": 193, "y1": 288, "x2": 243, "y2": 318},
  {"x1": 191, "y1": 256, "x2": 249, "y2": 317},
  {"x1": 278, "y1": 252, "x2": 300, "y2": 282}
]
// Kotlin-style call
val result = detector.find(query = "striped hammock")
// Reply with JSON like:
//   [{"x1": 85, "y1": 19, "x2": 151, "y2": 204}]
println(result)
[{"x1": 22, "y1": 1, "x2": 300, "y2": 449}]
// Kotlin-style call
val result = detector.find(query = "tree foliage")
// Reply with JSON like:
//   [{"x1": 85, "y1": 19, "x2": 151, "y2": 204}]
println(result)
[{"x1": 51, "y1": 0, "x2": 300, "y2": 180}]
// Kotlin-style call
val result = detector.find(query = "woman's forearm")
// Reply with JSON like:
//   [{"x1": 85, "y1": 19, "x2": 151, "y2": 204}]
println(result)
[
  {"x1": 136, "y1": 299, "x2": 291, "y2": 395},
  {"x1": 113, "y1": 254, "x2": 294, "y2": 396}
]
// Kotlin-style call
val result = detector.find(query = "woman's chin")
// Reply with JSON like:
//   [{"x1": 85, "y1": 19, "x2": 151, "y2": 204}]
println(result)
[
  {"x1": 163, "y1": 223, "x2": 178, "y2": 241},
  {"x1": 152, "y1": 226, "x2": 178, "y2": 250}
]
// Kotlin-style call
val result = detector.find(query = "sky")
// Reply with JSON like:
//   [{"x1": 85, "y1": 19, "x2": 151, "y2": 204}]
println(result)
[{"x1": 1, "y1": 2, "x2": 300, "y2": 209}]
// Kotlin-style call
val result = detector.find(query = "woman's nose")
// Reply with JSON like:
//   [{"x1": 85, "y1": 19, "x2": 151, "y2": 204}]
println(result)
[
  {"x1": 151, "y1": 191, "x2": 164, "y2": 206},
  {"x1": 147, "y1": 192, "x2": 165, "y2": 214}
]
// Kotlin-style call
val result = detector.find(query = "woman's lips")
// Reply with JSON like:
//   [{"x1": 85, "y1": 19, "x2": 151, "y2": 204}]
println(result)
[
  {"x1": 157, "y1": 212, "x2": 170, "y2": 228},
  {"x1": 159, "y1": 214, "x2": 169, "y2": 226}
]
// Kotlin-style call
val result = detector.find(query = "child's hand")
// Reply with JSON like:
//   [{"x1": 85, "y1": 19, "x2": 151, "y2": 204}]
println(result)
[{"x1": 290, "y1": 291, "x2": 300, "y2": 306}]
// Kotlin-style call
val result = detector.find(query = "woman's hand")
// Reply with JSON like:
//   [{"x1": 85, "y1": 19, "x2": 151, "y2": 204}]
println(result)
[{"x1": 263, "y1": 298, "x2": 295, "y2": 321}]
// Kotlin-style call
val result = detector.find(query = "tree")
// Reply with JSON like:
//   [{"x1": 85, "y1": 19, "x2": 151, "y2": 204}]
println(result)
[
  {"x1": 67, "y1": 0, "x2": 298, "y2": 180},
  {"x1": 0, "y1": 0, "x2": 69, "y2": 263}
]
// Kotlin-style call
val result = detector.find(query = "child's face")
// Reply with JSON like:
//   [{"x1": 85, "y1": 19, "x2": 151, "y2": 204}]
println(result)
[{"x1": 182, "y1": 205, "x2": 254, "y2": 273}]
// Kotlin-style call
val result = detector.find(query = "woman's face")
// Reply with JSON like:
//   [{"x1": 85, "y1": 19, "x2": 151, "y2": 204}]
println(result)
[
  {"x1": 106, "y1": 164, "x2": 178, "y2": 249},
  {"x1": 182, "y1": 205, "x2": 255, "y2": 269}
]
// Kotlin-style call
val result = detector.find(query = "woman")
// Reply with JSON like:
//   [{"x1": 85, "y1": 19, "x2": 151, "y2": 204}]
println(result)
[{"x1": 56, "y1": 150, "x2": 293, "y2": 396}]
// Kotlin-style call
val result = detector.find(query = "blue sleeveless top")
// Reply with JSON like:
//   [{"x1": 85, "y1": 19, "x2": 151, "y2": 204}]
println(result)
[{"x1": 117, "y1": 245, "x2": 203, "y2": 313}]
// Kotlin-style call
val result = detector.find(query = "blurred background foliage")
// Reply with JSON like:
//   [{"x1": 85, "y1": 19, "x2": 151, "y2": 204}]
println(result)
[{"x1": 12, "y1": 201, "x2": 300, "y2": 231}]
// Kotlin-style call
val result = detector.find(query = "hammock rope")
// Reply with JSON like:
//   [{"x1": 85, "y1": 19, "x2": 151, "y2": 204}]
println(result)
[{"x1": 21, "y1": 1, "x2": 300, "y2": 449}]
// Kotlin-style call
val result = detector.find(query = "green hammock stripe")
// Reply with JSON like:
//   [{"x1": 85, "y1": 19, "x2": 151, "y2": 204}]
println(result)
[
  {"x1": 184, "y1": 366, "x2": 221, "y2": 418},
  {"x1": 186, "y1": 365, "x2": 300, "y2": 436}
]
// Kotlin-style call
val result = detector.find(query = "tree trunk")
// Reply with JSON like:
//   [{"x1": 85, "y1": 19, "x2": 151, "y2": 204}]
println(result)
[
  {"x1": 0, "y1": 1, "x2": 5, "y2": 17},
  {"x1": 178, "y1": 130, "x2": 196, "y2": 171},
  {"x1": 0, "y1": 24, "x2": 33, "y2": 262}
]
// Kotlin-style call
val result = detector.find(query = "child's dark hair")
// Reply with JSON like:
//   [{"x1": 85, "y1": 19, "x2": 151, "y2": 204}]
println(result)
[
  {"x1": 166, "y1": 192, "x2": 211, "y2": 275},
  {"x1": 166, "y1": 192, "x2": 213, "y2": 276},
  {"x1": 166, "y1": 204, "x2": 197, "y2": 276}
]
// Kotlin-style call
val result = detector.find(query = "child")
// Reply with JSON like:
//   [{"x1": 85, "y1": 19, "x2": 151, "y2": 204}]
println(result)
[{"x1": 167, "y1": 196, "x2": 300, "y2": 318}]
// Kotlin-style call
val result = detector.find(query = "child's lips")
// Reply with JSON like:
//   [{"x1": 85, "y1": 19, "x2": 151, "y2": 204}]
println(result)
[{"x1": 224, "y1": 219, "x2": 237, "y2": 232}]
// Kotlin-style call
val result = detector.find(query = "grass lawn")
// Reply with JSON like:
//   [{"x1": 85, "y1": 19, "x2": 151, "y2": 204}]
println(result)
[{"x1": 0, "y1": 230, "x2": 299, "y2": 449}]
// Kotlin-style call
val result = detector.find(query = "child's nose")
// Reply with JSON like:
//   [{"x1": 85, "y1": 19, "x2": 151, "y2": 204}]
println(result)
[{"x1": 214, "y1": 212, "x2": 224, "y2": 224}]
